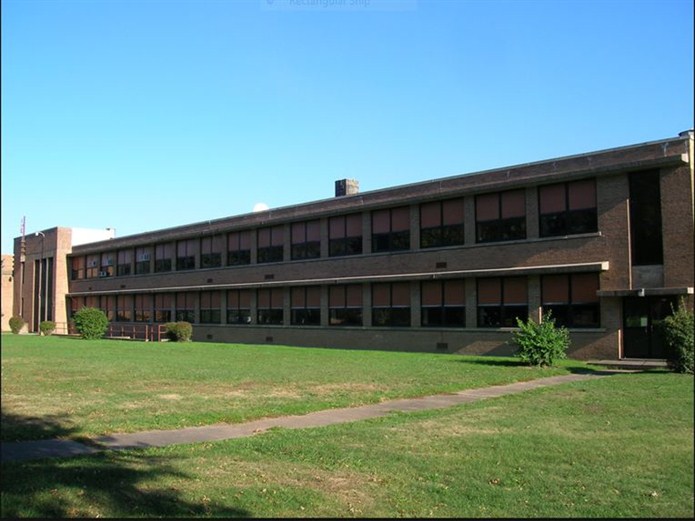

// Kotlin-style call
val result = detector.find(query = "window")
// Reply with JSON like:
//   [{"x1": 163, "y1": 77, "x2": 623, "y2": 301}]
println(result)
[
  {"x1": 372, "y1": 207, "x2": 410, "y2": 253},
  {"x1": 257, "y1": 288, "x2": 283, "y2": 324},
  {"x1": 291, "y1": 287, "x2": 321, "y2": 325},
  {"x1": 134, "y1": 294, "x2": 152, "y2": 322},
  {"x1": 329, "y1": 214, "x2": 363, "y2": 257},
  {"x1": 71, "y1": 256, "x2": 85, "y2": 280},
  {"x1": 135, "y1": 247, "x2": 152, "y2": 275},
  {"x1": 629, "y1": 170, "x2": 663, "y2": 265},
  {"x1": 85, "y1": 254, "x2": 100, "y2": 279},
  {"x1": 329, "y1": 284, "x2": 363, "y2": 326},
  {"x1": 154, "y1": 293, "x2": 173, "y2": 323},
  {"x1": 372, "y1": 282, "x2": 411, "y2": 327},
  {"x1": 200, "y1": 291, "x2": 221, "y2": 324},
  {"x1": 542, "y1": 273, "x2": 600, "y2": 328},
  {"x1": 116, "y1": 294, "x2": 133, "y2": 322},
  {"x1": 227, "y1": 231, "x2": 251, "y2": 266},
  {"x1": 291, "y1": 221, "x2": 321, "y2": 260},
  {"x1": 117, "y1": 249, "x2": 132, "y2": 276},
  {"x1": 200, "y1": 236, "x2": 223, "y2": 269},
  {"x1": 420, "y1": 198, "x2": 465, "y2": 248},
  {"x1": 539, "y1": 179, "x2": 597, "y2": 237},
  {"x1": 154, "y1": 243, "x2": 172, "y2": 273},
  {"x1": 421, "y1": 280, "x2": 465, "y2": 327},
  {"x1": 227, "y1": 289, "x2": 251, "y2": 324},
  {"x1": 257, "y1": 226, "x2": 284, "y2": 264},
  {"x1": 100, "y1": 252, "x2": 115, "y2": 278},
  {"x1": 176, "y1": 239, "x2": 197, "y2": 271},
  {"x1": 475, "y1": 189, "x2": 526, "y2": 243},
  {"x1": 102, "y1": 295, "x2": 116, "y2": 322},
  {"x1": 175, "y1": 292, "x2": 196, "y2": 323},
  {"x1": 477, "y1": 277, "x2": 528, "y2": 327}
]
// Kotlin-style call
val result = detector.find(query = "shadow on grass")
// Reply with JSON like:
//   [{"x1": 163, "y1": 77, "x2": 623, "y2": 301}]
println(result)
[
  {"x1": 455, "y1": 357, "x2": 610, "y2": 374},
  {"x1": 1, "y1": 408, "x2": 83, "y2": 443},
  {"x1": 1, "y1": 410, "x2": 251, "y2": 518}
]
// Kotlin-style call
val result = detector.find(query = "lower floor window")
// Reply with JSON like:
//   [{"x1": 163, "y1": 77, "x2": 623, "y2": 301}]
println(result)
[
  {"x1": 477, "y1": 277, "x2": 528, "y2": 327},
  {"x1": 542, "y1": 273, "x2": 600, "y2": 328}
]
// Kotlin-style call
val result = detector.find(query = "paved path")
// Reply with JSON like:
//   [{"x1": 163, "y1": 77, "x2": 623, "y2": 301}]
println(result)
[{"x1": 1, "y1": 372, "x2": 613, "y2": 463}]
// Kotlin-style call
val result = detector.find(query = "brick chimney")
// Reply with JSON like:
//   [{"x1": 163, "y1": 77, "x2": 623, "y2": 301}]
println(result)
[{"x1": 335, "y1": 179, "x2": 359, "y2": 197}]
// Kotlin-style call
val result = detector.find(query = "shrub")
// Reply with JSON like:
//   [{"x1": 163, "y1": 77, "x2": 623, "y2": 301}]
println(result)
[
  {"x1": 73, "y1": 307, "x2": 109, "y2": 340},
  {"x1": 39, "y1": 320, "x2": 56, "y2": 336},
  {"x1": 9, "y1": 316, "x2": 25, "y2": 334},
  {"x1": 661, "y1": 300, "x2": 694, "y2": 374},
  {"x1": 164, "y1": 321, "x2": 193, "y2": 342},
  {"x1": 512, "y1": 312, "x2": 570, "y2": 367}
]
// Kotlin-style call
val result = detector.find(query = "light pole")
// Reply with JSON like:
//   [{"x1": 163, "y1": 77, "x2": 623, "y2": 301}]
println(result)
[{"x1": 35, "y1": 231, "x2": 45, "y2": 332}]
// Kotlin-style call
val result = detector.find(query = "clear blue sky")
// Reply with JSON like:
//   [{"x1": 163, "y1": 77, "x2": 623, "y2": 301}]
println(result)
[{"x1": 2, "y1": 0, "x2": 693, "y2": 254}]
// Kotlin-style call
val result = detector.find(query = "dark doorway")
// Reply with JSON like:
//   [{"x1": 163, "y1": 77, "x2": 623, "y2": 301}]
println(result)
[{"x1": 622, "y1": 296, "x2": 677, "y2": 358}]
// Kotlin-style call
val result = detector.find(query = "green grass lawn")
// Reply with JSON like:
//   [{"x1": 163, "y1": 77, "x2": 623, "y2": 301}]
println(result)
[
  {"x1": 1, "y1": 334, "x2": 693, "y2": 518},
  {"x1": 2, "y1": 334, "x2": 586, "y2": 442}
]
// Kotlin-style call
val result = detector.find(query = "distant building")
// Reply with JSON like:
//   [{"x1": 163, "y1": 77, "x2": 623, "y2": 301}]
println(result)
[
  {"x1": 9, "y1": 132, "x2": 694, "y2": 360},
  {"x1": 1, "y1": 254, "x2": 14, "y2": 331}
]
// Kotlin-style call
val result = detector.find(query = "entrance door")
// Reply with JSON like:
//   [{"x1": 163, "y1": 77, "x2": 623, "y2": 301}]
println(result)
[{"x1": 622, "y1": 296, "x2": 677, "y2": 358}]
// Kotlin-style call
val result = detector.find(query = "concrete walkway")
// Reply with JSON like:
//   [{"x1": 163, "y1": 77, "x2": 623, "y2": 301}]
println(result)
[{"x1": 1, "y1": 372, "x2": 615, "y2": 463}]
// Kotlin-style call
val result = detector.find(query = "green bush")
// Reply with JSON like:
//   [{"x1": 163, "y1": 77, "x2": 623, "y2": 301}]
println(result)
[
  {"x1": 164, "y1": 321, "x2": 193, "y2": 342},
  {"x1": 8, "y1": 316, "x2": 25, "y2": 334},
  {"x1": 73, "y1": 307, "x2": 109, "y2": 340},
  {"x1": 512, "y1": 312, "x2": 570, "y2": 367},
  {"x1": 39, "y1": 320, "x2": 56, "y2": 336},
  {"x1": 661, "y1": 300, "x2": 694, "y2": 374}
]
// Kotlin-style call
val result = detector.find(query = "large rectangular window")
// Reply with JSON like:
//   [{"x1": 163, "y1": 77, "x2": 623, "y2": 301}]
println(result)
[
  {"x1": 71, "y1": 256, "x2": 85, "y2": 280},
  {"x1": 477, "y1": 277, "x2": 528, "y2": 327},
  {"x1": 134, "y1": 294, "x2": 152, "y2": 322},
  {"x1": 329, "y1": 214, "x2": 363, "y2": 257},
  {"x1": 200, "y1": 236, "x2": 223, "y2": 269},
  {"x1": 99, "y1": 252, "x2": 115, "y2": 278},
  {"x1": 227, "y1": 231, "x2": 251, "y2": 266},
  {"x1": 135, "y1": 247, "x2": 152, "y2": 275},
  {"x1": 102, "y1": 295, "x2": 116, "y2": 322},
  {"x1": 629, "y1": 170, "x2": 663, "y2": 265},
  {"x1": 116, "y1": 294, "x2": 133, "y2": 322},
  {"x1": 539, "y1": 179, "x2": 597, "y2": 237},
  {"x1": 227, "y1": 289, "x2": 251, "y2": 324},
  {"x1": 420, "y1": 198, "x2": 465, "y2": 249},
  {"x1": 117, "y1": 249, "x2": 132, "y2": 277},
  {"x1": 85, "y1": 254, "x2": 100, "y2": 279},
  {"x1": 421, "y1": 280, "x2": 465, "y2": 327},
  {"x1": 291, "y1": 286, "x2": 321, "y2": 325},
  {"x1": 291, "y1": 221, "x2": 321, "y2": 260},
  {"x1": 475, "y1": 189, "x2": 526, "y2": 243},
  {"x1": 542, "y1": 273, "x2": 600, "y2": 328},
  {"x1": 372, "y1": 207, "x2": 410, "y2": 253},
  {"x1": 154, "y1": 293, "x2": 173, "y2": 323},
  {"x1": 175, "y1": 292, "x2": 196, "y2": 323},
  {"x1": 257, "y1": 226, "x2": 284, "y2": 264},
  {"x1": 372, "y1": 282, "x2": 411, "y2": 327},
  {"x1": 154, "y1": 243, "x2": 172, "y2": 273},
  {"x1": 329, "y1": 284, "x2": 363, "y2": 326},
  {"x1": 257, "y1": 288, "x2": 283, "y2": 324},
  {"x1": 200, "y1": 291, "x2": 221, "y2": 324},
  {"x1": 176, "y1": 239, "x2": 197, "y2": 271}
]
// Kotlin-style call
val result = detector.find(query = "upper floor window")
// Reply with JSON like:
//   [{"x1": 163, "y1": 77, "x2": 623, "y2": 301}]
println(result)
[
  {"x1": 629, "y1": 170, "x2": 663, "y2": 265},
  {"x1": 372, "y1": 281, "x2": 411, "y2": 327},
  {"x1": 200, "y1": 291, "x2": 221, "y2": 324},
  {"x1": 539, "y1": 179, "x2": 597, "y2": 238},
  {"x1": 475, "y1": 189, "x2": 526, "y2": 243},
  {"x1": 420, "y1": 198, "x2": 465, "y2": 249},
  {"x1": 176, "y1": 239, "x2": 197, "y2": 271},
  {"x1": 71, "y1": 256, "x2": 85, "y2": 280},
  {"x1": 257, "y1": 225, "x2": 284, "y2": 264},
  {"x1": 135, "y1": 247, "x2": 152, "y2": 275},
  {"x1": 200, "y1": 236, "x2": 223, "y2": 269},
  {"x1": 227, "y1": 289, "x2": 251, "y2": 324},
  {"x1": 85, "y1": 254, "x2": 100, "y2": 279},
  {"x1": 154, "y1": 243, "x2": 172, "y2": 273},
  {"x1": 421, "y1": 280, "x2": 465, "y2": 327},
  {"x1": 117, "y1": 249, "x2": 132, "y2": 277},
  {"x1": 372, "y1": 207, "x2": 410, "y2": 253},
  {"x1": 329, "y1": 284, "x2": 363, "y2": 326},
  {"x1": 99, "y1": 252, "x2": 114, "y2": 278},
  {"x1": 227, "y1": 231, "x2": 251, "y2": 266},
  {"x1": 542, "y1": 273, "x2": 600, "y2": 328},
  {"x1": 477, "y1": 276, "x2": 528, "y2": 327},
  {"x1": 291, "y1": 286, "x2": 321, "y2": 325},
  {"x1": 291, "y1": 221, "x2": 321, "y2": 260},
  {"x1": 329, "y1": 214, "x2": 362, "y2": 257}
]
